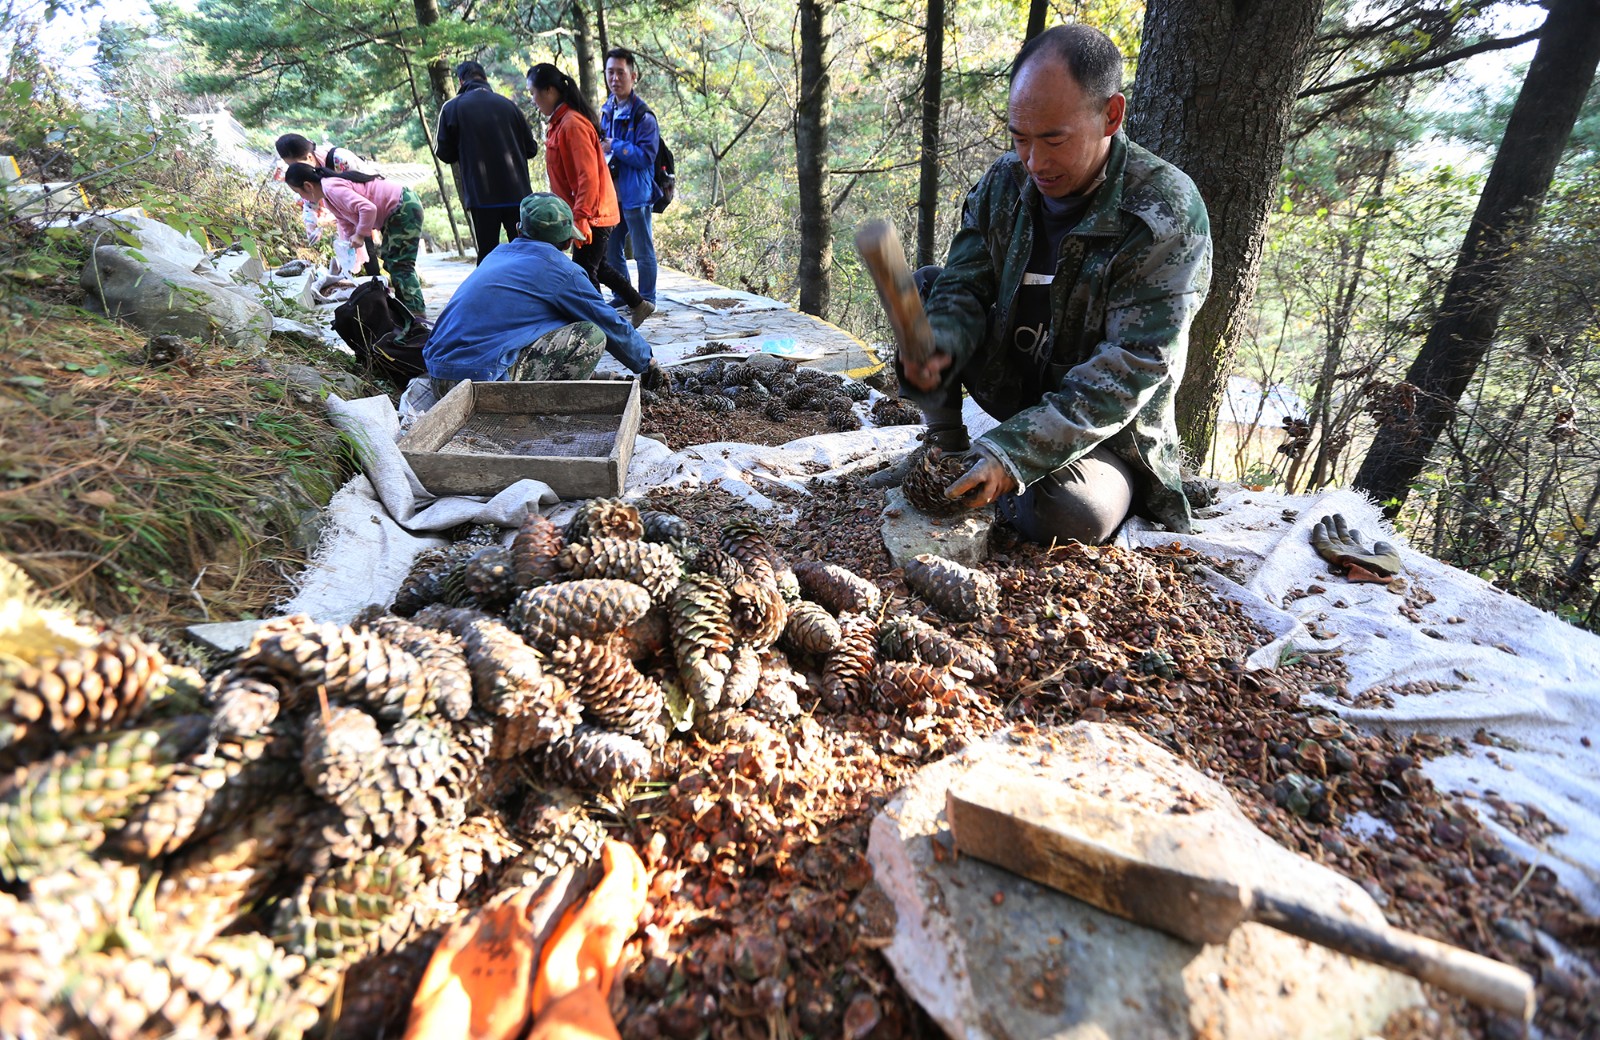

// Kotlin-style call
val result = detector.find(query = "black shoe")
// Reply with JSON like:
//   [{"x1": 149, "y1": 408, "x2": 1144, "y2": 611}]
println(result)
[{"x1": 866, "y1": 454, "x2": 915, "y2": 488}]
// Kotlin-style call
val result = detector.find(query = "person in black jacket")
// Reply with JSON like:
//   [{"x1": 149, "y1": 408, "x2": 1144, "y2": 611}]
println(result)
[{"x1": 435, "y1": 61, "x2": 540, "y2": 263}]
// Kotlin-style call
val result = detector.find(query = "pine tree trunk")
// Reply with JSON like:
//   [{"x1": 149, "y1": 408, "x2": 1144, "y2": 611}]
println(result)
[
  {"x1": 596, "y1": 0, "x2": 609, "y2": 62},
  {"x1": 1125, "y1": 0, "x2": 1325, "y2": 463},
  {"x1": 795, "y1": 0, "x2": 833, "y2": 316},
  {"x1": 915, "y1": 0, "x2": 945, "y2": 268},
  {"x1": 411, "y1": 0, "x2": 452, "y2": 111},
  {"x1": 572, "y1": 0, "x2": 599, "y2": 107},
  {"x1": 1024, "y1": 0, "x2": 1048, "y2": 42},
  {"x1": 1354, "y1": 0, "x2": 1600, "y2": 514}
]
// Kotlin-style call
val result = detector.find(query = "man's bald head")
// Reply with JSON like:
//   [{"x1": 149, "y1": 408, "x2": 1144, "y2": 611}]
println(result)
[{"x1": 1011, "y1": 24, "x2": 1122, "y2": 105}]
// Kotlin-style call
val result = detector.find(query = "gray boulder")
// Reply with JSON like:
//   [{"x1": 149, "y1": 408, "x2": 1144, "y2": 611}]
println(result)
[
  {"x1": 80, "y1": 245, "x2": 272, "y2": 353},
  {"x1": 68, "y1": 209, "x2": 205, "y2": 268}
]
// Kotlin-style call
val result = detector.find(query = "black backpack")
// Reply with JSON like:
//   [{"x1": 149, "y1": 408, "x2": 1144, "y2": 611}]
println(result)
[
  {"x1": 331, "y1": 278, "x2": 431, "y2": 387},
  {"x1": 652, "y1": 138, "x2": 676, "y2": 215}
]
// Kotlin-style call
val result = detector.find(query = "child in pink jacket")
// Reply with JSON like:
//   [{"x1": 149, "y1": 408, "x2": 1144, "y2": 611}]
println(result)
[{"x1": 284, "y1": 163, "x2": 427, "y2": 316}]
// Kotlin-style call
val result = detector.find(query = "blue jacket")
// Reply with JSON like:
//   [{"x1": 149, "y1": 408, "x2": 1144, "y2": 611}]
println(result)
[
  {"x1": 423, "y1": 237, "x2": 654, "y2": 380},
  {"x1": 599, "y1": 95, "x2": 660, "y2": 211}
]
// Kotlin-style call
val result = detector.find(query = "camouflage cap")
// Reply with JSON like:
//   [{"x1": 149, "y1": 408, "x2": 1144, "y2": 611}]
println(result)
[{"x1": 519, "y1": 193, "x2": 579, "y2": 245}]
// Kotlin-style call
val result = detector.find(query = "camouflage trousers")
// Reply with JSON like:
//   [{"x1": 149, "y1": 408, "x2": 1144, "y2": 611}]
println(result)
[
  {"x1": 380, "y1": 188, "x2": 426, "y2": 317},
  {"x1": 507, "y1": 321, "x2": 607, "y2": 380}
]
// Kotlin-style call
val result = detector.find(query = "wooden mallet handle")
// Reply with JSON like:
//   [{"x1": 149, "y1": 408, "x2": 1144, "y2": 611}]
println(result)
[{"x1": 854, "y1": 218, "x2": 935, "y2": 369}]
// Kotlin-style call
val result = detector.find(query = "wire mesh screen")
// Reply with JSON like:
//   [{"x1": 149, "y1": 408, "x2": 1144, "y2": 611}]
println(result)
[{"x1": 437, "y1": 412, "x2": 618, "y2": 458}]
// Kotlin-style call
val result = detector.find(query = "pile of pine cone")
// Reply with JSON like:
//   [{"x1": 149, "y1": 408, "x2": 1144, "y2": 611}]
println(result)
[
  {"x1": 644, "y1": 358, "x2": 872, "y2": 432},
  {"x1": 0, "y1": 500, "x2": 1002, "y2": 1038}
]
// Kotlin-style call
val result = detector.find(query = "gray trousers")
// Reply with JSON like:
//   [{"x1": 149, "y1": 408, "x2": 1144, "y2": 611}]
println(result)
[{"x1": 996, "y1": 444, "x2": 1135, "y2": 546}]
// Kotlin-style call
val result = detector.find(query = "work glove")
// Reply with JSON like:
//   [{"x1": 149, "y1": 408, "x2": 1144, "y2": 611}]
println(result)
[
  {"x1": 944, "y1": 446, "x2": 1018, "y2": 509},
  {"x1": 1310, "y1": 513, "x2": 1403, "y2": 581},
  {"x1": 639, "y1": 361, "x2": 667, "y2": 392}
]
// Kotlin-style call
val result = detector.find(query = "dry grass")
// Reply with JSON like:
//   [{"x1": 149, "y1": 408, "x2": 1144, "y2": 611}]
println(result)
[{"x1": 0, "y1": 306, "x2": 357, "y2": 633}]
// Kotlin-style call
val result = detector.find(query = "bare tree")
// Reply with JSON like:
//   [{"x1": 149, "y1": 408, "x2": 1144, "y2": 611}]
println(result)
[
  {"x1": 1355, "y1": 0, "x2": 1600, "y2": 512},
  {"x1": 795, "y1": 0, "x2": 833, "y2": 316},
  {"x1": 915, "y1": 0, "x2": 945, "y2": 268},
  {"x1": 1125, "y1": 0, "x2": 1326, "y2": 460}
]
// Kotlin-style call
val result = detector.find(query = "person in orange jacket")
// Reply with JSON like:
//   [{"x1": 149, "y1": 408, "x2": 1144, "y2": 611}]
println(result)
[{"x1": 527, "y1": 63, "x2": 654, "y2": 329}]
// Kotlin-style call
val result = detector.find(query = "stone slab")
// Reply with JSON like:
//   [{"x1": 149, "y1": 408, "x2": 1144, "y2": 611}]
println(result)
[
  {"x1": 67, "y1": 208, "x2": 204, "y2": 268},
  {"x1": 185, "y1": 619, "x2": 268, "y2": 655},
  {"x1": 867, "y1": 724, "x2": 1424, "y2": 1040},
  {"x1": 80, "y1": 245, "x2": 272, "y2": 353},
  {"x1": 880, "y1": 486, "x2": 994, "y2": 568}
]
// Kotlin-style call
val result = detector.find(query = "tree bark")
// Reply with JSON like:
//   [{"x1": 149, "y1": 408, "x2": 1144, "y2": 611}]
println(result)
[
  {"x1": 1024, "y1": 0, "x2": 1048, "y2": 42},
  {"x1": 411, "y1": 0, "x2": 452, "y2": 111},
  {"x1": 596, "y1": 0, "x2": 608, "y2": 63},
  {"x1": 1125, "y1": 0, "x2": 1326, "y2": 462},
  {"x1": 915, "y1": 0, "x2": 945, "y2": 268},
  {"x1": 1354, "y1": 0, "x2": 1600, "y2": 514},
  {"x1": 795, "y1": 0, "x2": 833, "y2": 316},
  {"x1": 571, "y1": 0, "x2": 599, "y2": 107}
]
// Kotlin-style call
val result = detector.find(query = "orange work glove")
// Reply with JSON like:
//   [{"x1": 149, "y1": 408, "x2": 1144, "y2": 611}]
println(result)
[
  {"x1": 528, "y1": 841, "x2": 649, "y2": 1040},
  {"x1": 403, "y1": 867, "x2": 588, "y2": 1040}
]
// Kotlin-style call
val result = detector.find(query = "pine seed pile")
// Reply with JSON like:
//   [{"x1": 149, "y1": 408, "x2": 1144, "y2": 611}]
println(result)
[{"x1": 640, "y1": 360, "x2": 891, "y2": 449}]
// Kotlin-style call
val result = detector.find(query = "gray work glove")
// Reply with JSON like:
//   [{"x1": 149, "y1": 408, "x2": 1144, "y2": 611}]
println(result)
[{"x1": 1310, "y1": 513, "x2": 1403, "y2": 579}]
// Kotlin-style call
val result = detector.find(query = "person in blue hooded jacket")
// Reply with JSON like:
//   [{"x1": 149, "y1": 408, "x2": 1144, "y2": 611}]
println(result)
[
  {"x1": 423, "y1": 193, "x2": 666, "y2": 392},
  {"x1": 599, "y1": 47, "x2": 660, "y2": 306}
]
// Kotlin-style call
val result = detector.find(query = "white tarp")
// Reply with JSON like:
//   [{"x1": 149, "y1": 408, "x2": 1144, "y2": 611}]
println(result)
[{"x1": 285, "y1": 393, "x2": 1599, "y2": 911}]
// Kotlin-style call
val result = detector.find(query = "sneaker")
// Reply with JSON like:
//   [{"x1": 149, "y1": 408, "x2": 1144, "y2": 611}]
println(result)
[{"x1": 628, "y1": 300, "x2": 656, "y2": 328}]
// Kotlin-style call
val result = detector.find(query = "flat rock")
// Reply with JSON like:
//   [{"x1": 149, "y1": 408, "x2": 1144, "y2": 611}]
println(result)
[
  {"x1": 80, "y1": 245, "x2": 272, "y2": 353},
  {"x1": 67, "y1": 208, "x2": 204, "y2": 268},
  {"x1": 866, "y1": 724, "x2": 1423, "y2": 1040},
  {"x1": 185, "y1": 619, "x2": 268, "y2": 655},
  {"x1": 881, "y1": 486, "x2": 993, "y2": 568}
]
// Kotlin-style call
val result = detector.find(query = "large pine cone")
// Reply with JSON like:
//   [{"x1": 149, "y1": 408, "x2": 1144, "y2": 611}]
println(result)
[
  {"x1": 878, "y1": 614, "x2": 998, "y2": 684},
  {"x1": 820, "y1": 613, "x2": 879, "y2": 711},
  {"x1": 903, "y1": 554, "x2": 999, "y2": 620},
  {"x1": 668, "y1": 575, "x2": 734, "y2": 713},
  {"x1": 300, "y1": 704, "x2": 384, "y2": 803},
  {"x1": 543, "y1": 725, "x2": 653, "y2": 790},
  {"x1": 277, "y1": 848, "x2": 429, "y2": 965},
  {"x1": 873, "y1": 661, "x2": 963, "y2": 710},
  {"x1": 871, "y1": 397, "x2": 924, "y2": 427},
  {"x1": 503, "y1": 792, "x2": 606, "y2": 887},
  {"x1": 204, "y1": 672, "x2": 282, "y2": 740},
  {"x1": 66, "y1": 934, "x2": 309, "y2": 1040},
  {"x1": 114, "y1": 734, "x2": 296, "y2": 860},
  {"x1": 689, "y1": 546, "x2": 747, "y2": 587},
  {"x1": 557, "y1": 538, "x2": 681, "y2": 601},
  {"x1": 565, "y1": 498, "x2": 644, "y2": 543},
  {"x1": 639, "y1": 509, "x2": 691, "y2": 546},
  {"x1": 547, "y1": 637, "x2": 665, "y2": 736},
  {"x1": 729, "y1": 578, "x2": 788, "y2": 649},
  {"x1": 901, "y1": 446, "x2": 970, "y2": 517},
  {"x1": 391, "y1": 544, "x2": 477, "y2": 616},
  {"x1": 781, "y1": 600, "x2": 843, "y2": 654},
  {"x1": 488, "y1": 681, "x2": 581, "y2": 760},
  {"x1": 511, "y1": 513, "x2": 565, "y2": 589},
  {"x1": 513, "y1": 579, "x2": 652, "y2": 649},
  {"x1": 826, "y1": 407, "x2": 858, "y2": 432},
  {"x1": 719, "y1": 521, "x2": 781, "y2": 589},
  {"x1": 794, "y1": 561, "x2": 882, "y2": 616},
  {"x1": 417, "y1": 813, "x2": 523, "y2": 905},
  {"x1": 238, "y1": 616, "x2": 428, "y2": 722},
  {"x1": 418, "y1": 608, "x2": 550, "y2": 716},
  {"x1": 722, "y1": 645, "x2": 762, "y2": 710},
  {"x1": 0, "y1": 716, "x2": 209, "y2": 882},
  {"x1": 608, "y1": 608, "x2": 669, "y2": 663},
  {"x1": 464, "y1": 545, "x2": 518, "y2": 610},
  {"x1": 358, "y1": 613, "x2": 474, "y2": 721},
  {"x1": 1, "y1": 628, "x2": 167, "y2": 756}
]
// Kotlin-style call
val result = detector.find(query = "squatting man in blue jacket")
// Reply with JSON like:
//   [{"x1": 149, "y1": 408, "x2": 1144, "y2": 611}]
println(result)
[
  {"x1": 422, "y1": 193, "x2": 668, "y2": 393},
  {"x1": 599, "y1": 47, "x2": 661, "y2": 307}
]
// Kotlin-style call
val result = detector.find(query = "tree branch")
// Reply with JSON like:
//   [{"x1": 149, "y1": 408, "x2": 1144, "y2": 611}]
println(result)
[{"x1": 1299, "y1": 27, "x2": 1541, "y2": 98}]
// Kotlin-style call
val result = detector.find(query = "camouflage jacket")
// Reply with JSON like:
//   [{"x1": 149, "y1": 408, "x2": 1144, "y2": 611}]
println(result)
[{"x1": 922, "y1": 132, "x2": 1212, "y2": 532}]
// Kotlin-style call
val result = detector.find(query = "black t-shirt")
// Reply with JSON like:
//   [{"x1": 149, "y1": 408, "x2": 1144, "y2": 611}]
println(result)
[{"x1": 1010, "y1": 191, "x2": 1093, "y2": 378}]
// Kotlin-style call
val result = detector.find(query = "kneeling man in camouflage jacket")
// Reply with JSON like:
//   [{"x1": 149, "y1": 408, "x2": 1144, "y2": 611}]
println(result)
[{"x1": 897, "y1": 24, "x2": 1212, "y2": 543}]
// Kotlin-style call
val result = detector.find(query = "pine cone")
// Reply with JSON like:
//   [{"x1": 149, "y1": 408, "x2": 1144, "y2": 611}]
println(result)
[
  {"x1": 503, "y1": 792, "x2": 606, "y2": 887},
  {"x1": 904, "y1": 554, "x2": 999, "y2": 620},
  {"x1": 391, "y1": 544, "x2": 477, "y2": 615},
  {"x1": 609, "y1": 608, "x2": 669, "y2": 662},
  {"x1": 878, "y1": 614, "x2": 998, "y2": 684},
  {"x1": 719, "y1": 521, "x2": 782, "y2": 590},
  {"x1": 841, "y1": 378, "x2": 871, "y2": 402},
  {"x1": 377, "y1": 713, "x2": 486, "y2": 841},
  {"x1": 819, "y1": 613, "x2": 879, "y2": 712},
  {"x1": 543, "y1": 725, "x2": 653, "y2": 790},
  {"x1": 763, "y1": 402, "x2": 789, "y2": 423},
  {"x1": 826, "y1": 407, "x2": 858, "y2": 432},
  {"x1": 0, "y1": 628, "x2": 167, "y2": 755},
  {"x1": 511, "y1": 513, "x2": 566, "y2": 589},
  {"x1": 238, "y1": 615, "x2": 428, "y2": 722},
  {"x1": 417, "y1": 607, "x2": 553, "y2": 716},
  {"x1": 114, "y1": 735, "x2": 296, "y2": 860},
  {"x1": 794, "y1": 560, "x2": 882, "y2": 616},
  {"x1": 668, "y1": 575, "x2": 734, "y2": 713},
  {"x1": 565, "y1": 498, "x2": 644, "y2": 542},
  {"x1": 782, "y1": 387, "x2": 816, "y2": 410},
  {"x1": 276, "y1": 847, "x2": 427, "y2": 965},
  {"x1": 300, "y1": 704, "x2": 384, "y2": 803},
  {"x1": 722, "y1": 645, "x2": 762, "y2": 710},
  {"x1": 640, "y1": 509, "x2": 691, "y2": 546},
  {"x1": 871, "y1": 397, "x2": 924, "y2": 427},
  {"x1": 557, "y1": 538, "x2": 681, "y2": 601},
  {"x1": 781, "y1": 600, "x2": 843, "y2": 654},
  {"x1": 547, "y1": 636, "x2": 665, "y2": 736},
  {"x1": 901, "y1": 445, "x2": 970, "y2": 517},
  {"x1": 695, "y1": 709, "x2": 781, "y2": 745},
  {"x1": 203, "y1": 672, "x2": 282, "y2": 740},
  {"x1": 690, "y1": 546, "x2": 748, "y2": 587},
  {"x1": 0, "y1": 716, "x2": 209, "y2": 882},
  {"x1": 513, "y1": 579, "x2": 652, "y2": 649},
  {"x1": 359, "y1": 613, "x2": 474, "y2": 721},
  {"x1": 464, "y1": 545, "x2": 518, "y2": 609},
  {"x1": 450, "y1": 522, "x2": 505, "y2": 547},
  {"x1": 488, "y1": 680, "x2": 581, "y2": 759},
  {"x1": 873, "y1": 661, "x2": 962, "y2": 709},
  {"x1": 729, "y1": 579, "x2": 788, "y2": 649},
  {"x1": 417, "y1": 814, "x2": 523, "y2": 905},
  {"x1": 700, "y1": 393, "x2": 736, "y2": 413}
]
